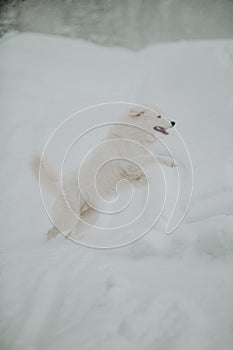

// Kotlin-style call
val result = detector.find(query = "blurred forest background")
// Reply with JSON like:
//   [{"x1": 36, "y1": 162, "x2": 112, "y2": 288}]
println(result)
[{"x1": 0, "y1": 0, "x2": 233, "y2": 49}]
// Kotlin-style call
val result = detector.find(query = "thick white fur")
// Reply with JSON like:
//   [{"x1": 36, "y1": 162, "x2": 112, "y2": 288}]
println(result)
[{"x1": 31, "y1": 105, "x2": 176, "y2": 239}]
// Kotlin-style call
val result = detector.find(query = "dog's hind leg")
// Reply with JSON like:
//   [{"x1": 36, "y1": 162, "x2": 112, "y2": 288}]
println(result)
[
  {"x1": 47, "y1": 225, "x2": 60, "y2": 239},
  {"x1": 67, "y1": 207, "x2": 99, "y2": 240}
]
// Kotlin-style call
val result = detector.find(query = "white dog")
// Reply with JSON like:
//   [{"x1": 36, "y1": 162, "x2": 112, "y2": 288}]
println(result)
[{"x1": 31, "y1": 105, "x2": 176, "y2": 239}]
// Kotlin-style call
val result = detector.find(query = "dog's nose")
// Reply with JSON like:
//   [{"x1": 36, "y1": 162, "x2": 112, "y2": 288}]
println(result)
[{"x1": 171, "y1": 121, "x2": 176, "y2": 127}]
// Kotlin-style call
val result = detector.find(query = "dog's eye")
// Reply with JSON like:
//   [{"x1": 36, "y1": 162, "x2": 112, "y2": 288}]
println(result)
[
  {"x1": 135, "y1": 111, "x2": 144, "y2": 117},
  {"x1": 157, "y1": 115, "x2": 161, "y2": 118}
]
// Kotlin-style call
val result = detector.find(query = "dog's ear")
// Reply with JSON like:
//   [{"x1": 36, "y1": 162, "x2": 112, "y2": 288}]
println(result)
[{"x1": 129, "y1": 106, "x2": 145, "y2": 117}]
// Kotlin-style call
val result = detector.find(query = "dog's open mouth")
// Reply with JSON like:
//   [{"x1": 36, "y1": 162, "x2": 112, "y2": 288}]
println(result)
[{"x1": 153, "y1": 126, "x2": 169, "y2": 135}]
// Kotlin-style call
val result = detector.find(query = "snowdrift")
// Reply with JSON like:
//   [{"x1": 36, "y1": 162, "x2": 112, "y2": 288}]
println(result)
[{"x1": 1, "y1": 33, "x2": 233, "y2": 350}]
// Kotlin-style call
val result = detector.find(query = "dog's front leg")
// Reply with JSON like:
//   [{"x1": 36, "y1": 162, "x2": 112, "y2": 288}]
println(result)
[
  {"x1": 133, "y1": 155, "x2": 155, "y2": 167},
  {"x1": 156, "y1": 155, "x2": 177, "y2": 168},
  {"x1": 134, "y1": 155, "x2": 176, "y2": 168}
]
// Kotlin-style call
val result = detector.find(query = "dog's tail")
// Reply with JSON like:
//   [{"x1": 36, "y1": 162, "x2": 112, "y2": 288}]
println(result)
[{"x1": 30, "y1": 155, "x2": 58, "y2": 194}]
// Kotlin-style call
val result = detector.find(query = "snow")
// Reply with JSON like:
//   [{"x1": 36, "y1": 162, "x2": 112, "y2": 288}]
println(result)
[{"x1": 1, "y1": 32, "x2": 233, "y2": 349}]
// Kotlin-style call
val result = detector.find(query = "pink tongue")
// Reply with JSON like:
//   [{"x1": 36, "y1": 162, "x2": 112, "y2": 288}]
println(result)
[{"x1": 155, "y1": 126, "x2": 168, "y2": 134}]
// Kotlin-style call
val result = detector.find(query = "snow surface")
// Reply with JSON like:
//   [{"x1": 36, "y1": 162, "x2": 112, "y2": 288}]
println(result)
[{"x1": 1, "y1": 32, "x2": 233, "y2": 350}]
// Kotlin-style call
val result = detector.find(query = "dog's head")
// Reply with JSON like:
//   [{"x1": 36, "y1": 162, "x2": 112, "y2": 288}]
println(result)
[
  {"x1": 128, "y1": 106, "x2": 176, "y2": 137},
  {"x1": 109, "y1": 105, "x2": 176, "y2": 145}
]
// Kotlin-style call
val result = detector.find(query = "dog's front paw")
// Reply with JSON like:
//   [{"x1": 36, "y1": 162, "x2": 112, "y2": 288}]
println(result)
[{"x1": 169, "y1": 160, "x2": 177, "y2": 168}]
